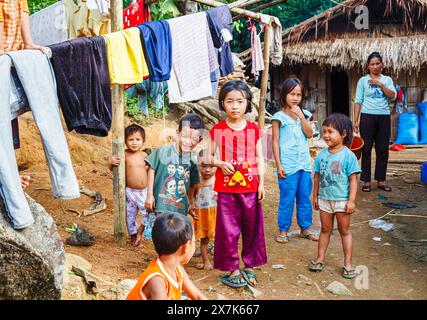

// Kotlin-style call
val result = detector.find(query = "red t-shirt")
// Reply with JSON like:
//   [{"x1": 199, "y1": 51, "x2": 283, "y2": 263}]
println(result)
[{"x1": 209, "y1": 120, "x2": 261, "y2": 193}]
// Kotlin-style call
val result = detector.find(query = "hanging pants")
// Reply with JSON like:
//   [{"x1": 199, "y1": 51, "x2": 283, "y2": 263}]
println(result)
[
  {"x1": 0, "y1": 51, "x2": 80, "y2": 229},
  {"x1": 277, "y1": 170, "x2": 313, "y2": 232},
  {"x1": 359, "y1": 113, "x2": 391, "y2": 182},
  {"x1": 214, "y1": 192, "x2": 267, "y2": 272}
]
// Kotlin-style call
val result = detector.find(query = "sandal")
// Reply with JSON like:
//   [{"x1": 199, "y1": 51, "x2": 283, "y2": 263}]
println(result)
[
  {"x1": 275, "y1": 234, "x2": 289, "y2": 244},
  {"x1": 362, "y1": 184, "x2": 371, "y2": 192},
  {"x1": 309, "y1": 260, "x2": 325, "y2": 272},
  {"x1": 377, "y1": 184, "x2": 392, "y2": 192},
  {"x1": 298, "y1": 232, "x2": 318, "y2": 242},
  {"x1": 342, "y1": 266, "x2": 357, "y2": 279},
  {"x1": 241, "y1": 269, "x2": 257, "y2": 287},
  {"x1": 220, "y1": 273, "x2": 247, "y2": 288}
]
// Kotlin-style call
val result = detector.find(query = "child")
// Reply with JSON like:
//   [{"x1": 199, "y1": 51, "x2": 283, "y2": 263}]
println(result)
[
  {"x1": 272, "y1": 77, "x2": 318, "y2": 244},
  {"x1": 310, "y1": 113, "x2": 361, "y2": 279},
  {"x1": 0, "y1": 0, "x2": 45, "y2": 54},
  {"x1": 208, "y1": 80, "x2": 267, "y2": 288},
  {"x1": 127, "y1": 213, "x2": 207, "y2": 300},
  {"x1": 193, "y1": 149, "x2": 217, "y2": 270},
  {"x1": 109, "y1": 124, "x2": 148, "y2": 246},
  {"x1": 145, "y1": 113, "x2": 204, "y2": 218}
]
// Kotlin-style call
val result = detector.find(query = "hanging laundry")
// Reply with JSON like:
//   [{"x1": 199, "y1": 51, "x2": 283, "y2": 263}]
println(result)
[
  {"x1": 137, "y1": 21, "x2": 172, "y2": 81},
  {"x1": 11, "y1": 119, "x2": 20, "y2": 149},
  {"x1": 123, "y1": 0, "x2": 150, "y2": 29},
  {"x1": 49, "y1": 37, "x2": 112, "y2": 137},
  {"x1": 10, "y1": 66, "x2": 30, "y2": 149},
  {"x1": 206, "y1": 5, "x2": 234, "y2": 77},
  {"x1": 0, "y1": 51, "x2": 80, "y2": 229},
  {"x1": 395, "y1": 85, "x2": 407, "y2": 114},
  {"x1": 167, "y1": 12, "x2": 219, "y2": 103},
  {"x1": 259, "y1": 14, "x2": 283, "y2": 66},
  {"x1": 126, "y1": 79, "x2": 168, "y2": 116},
  {"x1": 29, "y1": 0, "x2": 68, "y2": 46},
  {"x1": 86, "y1": 0, "x2": 109, "y2": 17},
  {"x1": 249, "y1": 19, "x2": 264, "y2": 77},
  {"x1": 103, "y1": 28, "x2": 150, "y2": 85},
  {"x1": 64, "y1": 0, "x2": 109, "y2": 38}
]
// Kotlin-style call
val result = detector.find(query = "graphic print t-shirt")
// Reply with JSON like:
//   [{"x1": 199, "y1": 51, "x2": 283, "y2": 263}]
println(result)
[
  {"x1": 313, "y1": 147, "x2": 361, "y2": 201},
  {"x1": 145, "y1": 144, "x2": 200, "y2": 215},
  {"x1": 209, "y1": 120, "x2": 261, "y2": 193}
]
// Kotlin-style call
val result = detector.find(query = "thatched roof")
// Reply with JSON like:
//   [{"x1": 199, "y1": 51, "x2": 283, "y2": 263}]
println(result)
[{"x1": 280, "y1": 0, "x2": 427, "y2": 73}]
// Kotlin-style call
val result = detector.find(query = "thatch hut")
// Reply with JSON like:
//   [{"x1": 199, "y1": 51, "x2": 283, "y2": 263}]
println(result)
[{"x1": 243, "y1": 0, "x2": 427, "y2": 139}]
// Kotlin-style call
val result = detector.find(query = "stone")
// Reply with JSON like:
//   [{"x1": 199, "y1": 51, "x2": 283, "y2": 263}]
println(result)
[
  {"x1": 214, "y1": 293, "x2": 227, "y2": 300},
  {"x1": 61, "y1": 272, "x2": 88, "y2": 300},
  {"x1": 0, "y1": 194, "x2": 65, "y2": 299},
  {"x1": 245, "y1": 285, "x2": 262, "y2": 298},
  {"x1": 65, "y1": 253, "x2": 92, "y2": 272},
  {"x1": 326, "y1": 281, "x2": 353, "y2": 296},
  {"x1": 117, "y1": 279, "x2": 137, "y2": 300}
]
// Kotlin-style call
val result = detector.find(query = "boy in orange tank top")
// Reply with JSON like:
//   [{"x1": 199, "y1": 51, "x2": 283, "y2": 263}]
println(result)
[{"x1": 127, "y1": 213, "x2": 207, "y2": 300}]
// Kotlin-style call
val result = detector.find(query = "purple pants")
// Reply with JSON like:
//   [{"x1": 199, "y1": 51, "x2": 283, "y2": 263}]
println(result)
[{"x1": 214, "y1": 192, "x2": 267, "y2": 271}]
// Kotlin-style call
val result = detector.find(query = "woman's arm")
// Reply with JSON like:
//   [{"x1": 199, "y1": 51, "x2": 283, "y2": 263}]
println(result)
[
  {"x1": 353, "y1": 103, "x2": 361, "y2": 133},
  {"x1": 272, "y1": 120, "x2": 285, "y2": 178},
  {"x1": 182, "y1": 267, "x2": 207, "y2": 300}
]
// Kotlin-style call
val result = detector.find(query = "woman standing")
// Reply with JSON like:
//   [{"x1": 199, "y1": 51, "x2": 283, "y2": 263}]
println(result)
[{"x1": 353, "y1": 52, "x2": 397, "y2": 192}]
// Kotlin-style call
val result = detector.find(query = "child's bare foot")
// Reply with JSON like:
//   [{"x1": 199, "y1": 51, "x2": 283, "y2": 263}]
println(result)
[
  {"x1": 21, "y1": 175, "x2": 30, "y2": 190},
  {"x1": 196, "y1": 262, "x2": 213, "y2": 270},
  {"x1": 130, "y1": 234, "x2": 137, "y2": 246},
  {"x1": 133, "y1": 225, "x2": 144, "y2": 246}
]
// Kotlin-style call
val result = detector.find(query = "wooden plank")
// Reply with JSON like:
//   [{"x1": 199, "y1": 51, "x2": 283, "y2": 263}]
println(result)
[
  {"x1": 388, "y1": 159, "x2": 426, "y2": 164},
  {"x1": 111, "y1": 0, "x2": 127, "y2": 247}
]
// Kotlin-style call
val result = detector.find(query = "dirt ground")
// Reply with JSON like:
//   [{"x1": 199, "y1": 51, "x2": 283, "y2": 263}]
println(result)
[{"x1": 17, "y1": 113, "x2": 427, "y2": 300}]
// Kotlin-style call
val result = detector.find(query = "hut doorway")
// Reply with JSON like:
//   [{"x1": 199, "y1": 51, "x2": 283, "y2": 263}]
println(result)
[{"x1": 329, "y1": 68, "x2": 350, "y2": 116}]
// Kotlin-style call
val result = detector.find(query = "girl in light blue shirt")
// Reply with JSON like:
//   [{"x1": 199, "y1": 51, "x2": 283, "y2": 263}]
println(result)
[{"x1": 272, "y1": 77, "x2": 318, "y2": 244}]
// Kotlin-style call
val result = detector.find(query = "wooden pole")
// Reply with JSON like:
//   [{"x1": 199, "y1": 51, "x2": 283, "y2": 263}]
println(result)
[
  {"x1": 192, "y1": 0, "x2": 265, "y2": 21},
  {"x1": 110, "y1": 0, "x2": 127, "y2": 247},
  {"x1": 258, "y1": 21, "x2": 271, "y2": 128}
]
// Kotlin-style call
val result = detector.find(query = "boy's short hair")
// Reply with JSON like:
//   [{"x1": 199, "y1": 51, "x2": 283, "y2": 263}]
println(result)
[
  {"x1": 152, "y1": 213, "x2": 193, "y2": 256},
  {"x1": 178, "y1": 113, "x2": 205, "y2": 132},
  {"x1": 125, "y1": 124, "x2": 146, "y2": 141}
]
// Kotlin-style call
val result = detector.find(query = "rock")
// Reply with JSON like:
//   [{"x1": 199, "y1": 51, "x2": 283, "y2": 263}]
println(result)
[
  {"x1": 214, "y1": 293, "x2": 227, "y2": 300},
  {"x1": 245, "y1": 285, "x2": 262, "y2": 298},
  {"x1": 65, "y1": 253, "x2": 92, "y2": 272},
  {"x1": 117, "y1": 279, "x2": 137, "y2": 300},
  {"x1": 326, "y1": 281, "x2": 353, "y2": 296},
  {"x1": 0, "y1": 194, "x2": 65, "y2": 299},
  {"x1": 297, "y1": 274, "x2": 313, "y2": 286},
  {"x1": 61, "y1": 272, "x2": 88, "y2": 300}
]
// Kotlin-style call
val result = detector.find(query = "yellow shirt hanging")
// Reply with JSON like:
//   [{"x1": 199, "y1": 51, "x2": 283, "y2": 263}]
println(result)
[{"x1": 103, "y1": 28, "x2": 149, "y2": 85}]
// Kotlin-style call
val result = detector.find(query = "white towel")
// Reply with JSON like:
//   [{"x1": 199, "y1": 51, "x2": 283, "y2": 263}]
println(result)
[{"x1": 167, "y1": 12, "x2": 218, "y2": 103}]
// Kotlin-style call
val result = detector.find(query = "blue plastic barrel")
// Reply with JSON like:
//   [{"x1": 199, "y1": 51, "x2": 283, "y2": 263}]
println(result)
[{"x1": 422, "y1": 162, "x2": 427, "y2": 183}]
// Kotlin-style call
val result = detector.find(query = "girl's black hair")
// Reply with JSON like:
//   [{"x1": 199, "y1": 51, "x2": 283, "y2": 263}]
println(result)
[
  {"x1": 178, "y1": 113, "x2": 205, "y2": 132},
  {"x1": 367, "y1": 51, "x2": 383, "y2": 64},
  {"x1": 279, "y1": 77, "x2": 305, "y2": 108},
  {"x1": 218, "y1": 80, "x2": 253, "y2": 114},
  {"x1": 125, "y1": 124, "x2": 146, "y2": 141},
  {"x1": 152, "y1": 213, "x2": 193, "y2": 256},
  {"x1": 322, "y1": 113, "x2": 353, "y2": 145}
]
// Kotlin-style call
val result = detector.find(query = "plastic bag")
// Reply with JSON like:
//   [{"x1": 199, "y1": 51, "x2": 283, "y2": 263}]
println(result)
[
  {"x1": 394, "y1": 112, "x2": 419, "y2": 145},
  {"x1": 417, "y1": 102, "x2": 427, "y2": 144},
  {"x1": 369, "y1": 219, "x2": 394, "y2": 232}
]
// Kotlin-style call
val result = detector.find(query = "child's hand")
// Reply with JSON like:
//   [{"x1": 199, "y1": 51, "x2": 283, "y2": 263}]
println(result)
[
  {"x1": 345, "y1": 200, "x2": 356, "y2": 214},
  {"x1": 313, "y1": 196, "x2": 319, "y2": 211},
  {"x1": 290, "y1": 105, "x2": 305, "y2": 119},
  {"x1": 258, "y1": 183, "x2": 265, "y2": 202},
  {"x1": 220, "y1": 161, "x2": 235, "y2": 176},
  {"x1": 110, "y1": 155, "x2": 120, "y2": 167},
  {"x1": 21, "y1": 175, "x2": 30, "y2": 191},
  {"x1": 277, "y1": 166, "x2": 286, "y2": 179},
  {"x1": 145, "y1": 195, "x2": 155, "y2": 212}
]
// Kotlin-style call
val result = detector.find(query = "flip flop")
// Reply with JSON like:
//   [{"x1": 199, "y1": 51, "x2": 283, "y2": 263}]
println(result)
[
  {"x1": 309, "y1": 260, "x2": 325, "y2": 272},
  {"x1": 220, "y1": 274, "x2": 247, "y2": 288},
  {"x1": 275, "y1": 234, "x2": 289, "y2": 244},
  {"x1": 342, "y1": 266, "x2": 357, "y2": 279},
  {"x1": 241, "y1": 269, "x2": 257, "y2": 287},
  {"x1": 378, "y1": 184, "x2": 392, "y2": 192},
  {"x1": 298, "y1": 232, "x2": 318, "y2": 241},
  {"x1": 362, "y1": 185, "x2": 371, "y2": 192}
]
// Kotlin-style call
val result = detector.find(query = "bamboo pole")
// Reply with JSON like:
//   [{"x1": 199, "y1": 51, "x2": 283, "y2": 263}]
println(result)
[
  {"x1": 192, "y1": 0, "x2": 265, "y2": 21},
  {"x1": 258, "y1": 21, "x2": 271, "y2": 128},
  {"x1": 110, "y1": 0, "x2": 127, "y2": 247}
]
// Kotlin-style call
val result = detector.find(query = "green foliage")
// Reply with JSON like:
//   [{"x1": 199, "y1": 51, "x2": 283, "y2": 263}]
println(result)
[
  {"x1": 125, "y1": 96, "x2": 169, "y2": 126},
  {"x1": 28, "y1": 0, "x2": 59, "y2": 14},
  {"x1": 150, "y1": 0, "x2": 181, "y2": 20}
]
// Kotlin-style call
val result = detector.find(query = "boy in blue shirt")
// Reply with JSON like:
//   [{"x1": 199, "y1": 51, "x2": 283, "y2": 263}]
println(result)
[{"x1": 310, "y1": 113, "x2": 361, "y2": 279}]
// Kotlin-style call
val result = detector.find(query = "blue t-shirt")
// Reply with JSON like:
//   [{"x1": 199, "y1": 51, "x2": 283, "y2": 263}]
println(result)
[
  {"x1": 272, "y1": 110, "x2": 312, "y2": 176},
  {"x1": 313, "y1": 147, "x2": 361, "y2": 201},
  {"x1": 355, "y1": 74, "x2": 396, "y2": 115}
]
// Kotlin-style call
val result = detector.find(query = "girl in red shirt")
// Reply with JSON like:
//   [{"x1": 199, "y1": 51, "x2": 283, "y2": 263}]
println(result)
[{"x1": 208, "y1": 80, "x2": 267, "y2": 288}]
